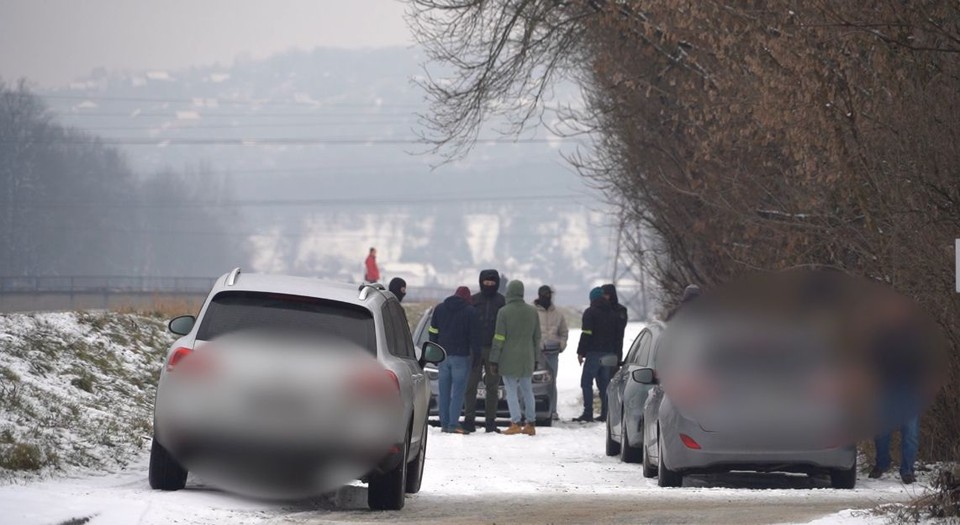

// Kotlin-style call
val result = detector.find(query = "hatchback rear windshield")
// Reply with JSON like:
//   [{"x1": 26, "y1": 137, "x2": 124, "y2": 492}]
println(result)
[{"x1": 196, "y1": 291, "x2": 377, "y2": 354}]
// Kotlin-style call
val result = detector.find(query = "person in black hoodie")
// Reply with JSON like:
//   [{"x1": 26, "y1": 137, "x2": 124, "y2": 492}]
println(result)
[
  {"x1": 602, "y1": 284, "x2": 629, "y2": 364},
  {"x1": 574, "y1": 287, "x2": 619, "y2": 423},
  {"x1": 463, "y1": 269, "x2": 507, "y2": 433},
  {"x1": 388, "y1": 277, "x2": 407, "y2": 303},
  {"x1": 429, "y1": 286, "x2": 481, "y2": 434}
]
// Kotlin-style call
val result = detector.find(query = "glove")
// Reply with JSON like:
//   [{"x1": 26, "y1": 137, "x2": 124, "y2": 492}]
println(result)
[{"x1": 577, "y1": 354, "x2": 584, "y2": 366}]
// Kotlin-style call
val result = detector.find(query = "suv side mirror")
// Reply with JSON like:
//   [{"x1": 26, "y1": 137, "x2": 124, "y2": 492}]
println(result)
[
  {"x1": 631, "y1": 368, "x2": 657, "y2": 384},
  {"x1": 168, "y1": 315, "x2": 196, "y2": 336},
  {"x1": 420, "y1": 341, "x2": 446, "y2": 367}
]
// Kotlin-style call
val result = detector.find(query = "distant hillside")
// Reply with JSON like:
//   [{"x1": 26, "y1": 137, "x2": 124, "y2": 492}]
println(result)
[{"x1": 40, "y1": 47, "x2": 616, "y2": 306}]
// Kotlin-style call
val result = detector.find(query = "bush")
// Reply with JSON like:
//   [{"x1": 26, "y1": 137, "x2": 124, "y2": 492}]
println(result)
[{"x1": 1, "y1": 442, "x2": 44, "y2": 471}]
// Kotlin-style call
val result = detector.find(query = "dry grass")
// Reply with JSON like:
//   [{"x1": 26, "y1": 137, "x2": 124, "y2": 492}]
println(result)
[{"x1": 111, "y1": 295, "x2": 203, "y2": 318}]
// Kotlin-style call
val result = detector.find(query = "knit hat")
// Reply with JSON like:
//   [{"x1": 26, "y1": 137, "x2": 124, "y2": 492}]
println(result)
[
  {"x1": 589, "y1": 287, "x2": 603, "y2": 301},
  {"x1": 455, "y1": 286, "x2": 473, "y2": 304}
]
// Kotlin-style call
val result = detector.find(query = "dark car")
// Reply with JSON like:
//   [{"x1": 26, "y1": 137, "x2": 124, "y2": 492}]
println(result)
[
  {"x1": 412, "y1": 306, "x2": 554, "y2": 426},
  {"x1": 604, "y1": 323, "x2": 663, "y2": 474}
]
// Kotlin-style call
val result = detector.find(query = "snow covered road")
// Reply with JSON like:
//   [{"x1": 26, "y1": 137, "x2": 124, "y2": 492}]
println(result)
[{"x1": 0, "y1": 325, "x2": 927, "y2": 524}]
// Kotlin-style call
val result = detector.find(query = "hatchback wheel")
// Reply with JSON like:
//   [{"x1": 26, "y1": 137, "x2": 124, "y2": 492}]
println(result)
[
  {"x1": 368, "y1": 429, "x2": 410, "y2": 510},
  {"x1": 620, "y1": 412, "x2": 643, "y2": 464},
  {"x1": 605, "y1": 417, "x2": 620, "y2": 456},
  {"x1": 656, "y1": 429, "x2": 683, "y2": 487},
  {"x1": 148, "y1": 438, "x2": 188, "y2": 491},
  {"x1": 641, "y1": 425, "x2": 658, "y2": 478},
  {"x1": 830, "y1": 457, "x2": 857, "y2": 489}
]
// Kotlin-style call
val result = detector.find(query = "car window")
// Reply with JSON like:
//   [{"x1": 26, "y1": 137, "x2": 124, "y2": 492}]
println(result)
[
  {"x1": 637, "y1": 330, "x2": 653, "y2": 365},
  {"x1": 383, "y1": 301, "x2": 415, "y2": 359},
  {"x1": 388, "y1": 300, "x2": 416, "y2": 359},
  {"x1": 196, "y1": 290, "x2": 377, "y2": 354},
  {"x1": 646, "y1": 333, "x2": 662, "y2": 368},
  {"x1": 624, "y1": 332, "x2": 645, "y2": 364}
]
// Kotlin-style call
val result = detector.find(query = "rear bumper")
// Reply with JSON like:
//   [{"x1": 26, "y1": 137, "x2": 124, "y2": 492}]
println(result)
[{"x1": 660, "y1": 400, "x2": 857, "y2": 474}]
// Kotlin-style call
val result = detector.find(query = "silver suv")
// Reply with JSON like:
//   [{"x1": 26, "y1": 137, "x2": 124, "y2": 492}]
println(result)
[{"x1": 149, "y1": 268, "x2": 445, "y2": 510}]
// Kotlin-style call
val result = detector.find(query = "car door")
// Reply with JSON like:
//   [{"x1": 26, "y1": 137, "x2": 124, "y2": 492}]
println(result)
[
  {"x1": 385, "y1": 300, "x2": 428, "y2": 433},
  {"x1": 643, "y1": 331, "x2": 666, "y2": 465},
  {"x1": 610, "y1": 332, "x2": 646, "y2": 440},
  {"x1": 620, "y1": 329, "x2": 652, "y2": 443}
]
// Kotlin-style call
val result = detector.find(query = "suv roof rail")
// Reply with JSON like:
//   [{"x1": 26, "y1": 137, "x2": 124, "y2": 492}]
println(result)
[
  {"x1": 358, "y1": 282, "x2": 385, "y2": 300},
  {"x1": 226, "y1": 267, "x2": 241, "y2": 286}
]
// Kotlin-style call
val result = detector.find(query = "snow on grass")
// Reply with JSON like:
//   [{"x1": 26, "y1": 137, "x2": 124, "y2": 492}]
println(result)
[{"x1": 0, "y1": 312, "x2": 173, "y2": 482}]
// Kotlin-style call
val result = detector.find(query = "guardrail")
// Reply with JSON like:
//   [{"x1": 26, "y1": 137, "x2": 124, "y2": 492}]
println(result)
[{"x1": 0, "y1": 276, "x2": 218, "y2": 294}]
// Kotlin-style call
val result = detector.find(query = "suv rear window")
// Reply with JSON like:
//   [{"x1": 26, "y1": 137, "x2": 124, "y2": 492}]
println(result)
[{"x1": 196, "y1": 291, "x2": 377, "y2": 354}]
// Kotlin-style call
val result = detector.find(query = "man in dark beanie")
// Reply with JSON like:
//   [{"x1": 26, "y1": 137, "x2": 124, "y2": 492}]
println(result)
[
  {"x1": 463, "y1": 269, "x2": 507, "y2": 433},
  {"x1": 574, "y1": 286, "x2": 617, "y2": 422},
  {"x1": 388, "y1": 277, "x2": 407, "y2": 303},
  {"x1": 429, "y1": 286, "x2": 481, "y2": 434}
]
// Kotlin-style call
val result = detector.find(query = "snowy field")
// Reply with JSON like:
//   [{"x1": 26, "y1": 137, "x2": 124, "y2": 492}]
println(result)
[{"x1": 0, "y1": 322, "x2": 930, "y2": 524}]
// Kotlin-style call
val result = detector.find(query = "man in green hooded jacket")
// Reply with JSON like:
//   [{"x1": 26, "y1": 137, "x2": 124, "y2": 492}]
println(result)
[{"x1": 489, "y1": 280, "x2": 542, "y2": 436}]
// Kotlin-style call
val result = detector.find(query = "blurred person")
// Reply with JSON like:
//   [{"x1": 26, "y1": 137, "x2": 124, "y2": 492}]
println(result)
[
  {"x1": 664, "y1": 284, "x2": 701, "y2": 321},
  {"x1": 601, "y1": 283, "x2": 629, "y2": 363},
  {"x1": 388, "y1": 277, "x2": 407, "y2": 303},
  {"x1": 364, "y1": 247, "x2": 380, "y2": 283},
  {"x1": 429, "y1": 286, "x2": 481, "y2": 434},
  {"x1": 574, "y1": 287, "x2": 617, "y2": 423},
  {"x1": 867, "y1": 297, "x2": 933, "y2": 485},
  {"x1": 463, "y1": 269, "x2": 507, "y2": 433},
  {"x1": 534, "y1": 285, "x2": 568, "y2": 421},
  {"x1": 489, "y1": 280, "x2": 541, "y2": 436}
]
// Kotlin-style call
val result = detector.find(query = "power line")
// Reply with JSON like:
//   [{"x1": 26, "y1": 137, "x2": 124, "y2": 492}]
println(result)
[
  {"x1": 0, "y1": 137, "x2": 575, "y2": 147},
  {"x1": 13, "y1": 193, "x2": 590, "y2": 209},
  {"x1": 42, "y1": 93, "x2": 423, "y2": 109}
]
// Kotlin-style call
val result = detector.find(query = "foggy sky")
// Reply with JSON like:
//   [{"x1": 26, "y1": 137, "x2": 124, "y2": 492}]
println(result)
[{"x1": 0, "y1": 0, "x2": 412, "y2": 87}]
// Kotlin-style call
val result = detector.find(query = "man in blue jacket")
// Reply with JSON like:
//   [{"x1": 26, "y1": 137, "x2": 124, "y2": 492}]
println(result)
[{"x1": 429, "y1": 286, "x2": 482, "y2": 434}]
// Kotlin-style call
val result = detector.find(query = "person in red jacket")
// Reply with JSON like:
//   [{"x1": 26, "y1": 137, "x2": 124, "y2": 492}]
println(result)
[{"x1": 364, "y1": 247, "x2": 380, "y2": 283}]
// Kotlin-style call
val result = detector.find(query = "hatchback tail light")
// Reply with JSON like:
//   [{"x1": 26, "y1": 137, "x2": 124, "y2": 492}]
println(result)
[{"x1": 680, "y1": 433, "x2": 702, "y2": 450}]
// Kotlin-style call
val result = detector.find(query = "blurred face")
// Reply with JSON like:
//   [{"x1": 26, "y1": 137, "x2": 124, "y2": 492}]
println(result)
[
  {"x1": 482, "y1": 279, "x2": 497, "y2": 288},
  {"x1": 370, "y1": 249, "x2": 377, "y2": 257}
]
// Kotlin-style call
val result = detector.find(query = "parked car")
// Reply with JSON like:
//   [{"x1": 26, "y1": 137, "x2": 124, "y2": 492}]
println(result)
[
  {"x1": 412, "y1": 306, "x2": 554, "y2": 426},
  {"x1": 604, "y1": 322, "x2": 663, "y2": 474},
  {"x1": 630, "y1": 319, "x2": 858, "y2": 489},
  {"x1": 149, "y1": 268, "x2": 446, "y2": 510}
]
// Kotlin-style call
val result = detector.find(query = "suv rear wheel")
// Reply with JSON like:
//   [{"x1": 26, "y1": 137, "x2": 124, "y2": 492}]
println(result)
[
  {"x1": 368, "y1": 428, "x2": 410, "y2": 510},
  {"x1": 148, "y1": 438, "x2": 188, "y2": 491},
  {"x1": 404, "y1": 423, "x2": 427, "y2": 494}
]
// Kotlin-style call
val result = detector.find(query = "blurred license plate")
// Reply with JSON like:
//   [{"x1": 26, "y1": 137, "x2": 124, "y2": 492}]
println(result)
[{"x1": 477, "y1": 387, "x2": 504, "y2": 400}]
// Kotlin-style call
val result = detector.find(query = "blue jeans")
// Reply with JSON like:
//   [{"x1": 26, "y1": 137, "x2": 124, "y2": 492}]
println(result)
[
  {"x1": 503, "y1": 375, "x2": 535, "y2": 424},
  {"x1": 874, "y1": 416, "x2": 920, "y2": 475},
  {"x1": 438, "y1": 355, "x2": 471, "y2": 430},
  {"x1": 581, "y1": 353, "x2": 613, "y2": 417},
  {"x1": 543, "y1": 352, "x2": 559, "y2": 414}
]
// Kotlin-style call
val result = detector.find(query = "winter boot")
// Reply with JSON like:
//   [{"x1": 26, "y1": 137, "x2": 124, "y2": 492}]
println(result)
[
  {"x1": 572, "y1": 413, "x2": 594, "y2": 423},
  {"x1": 522, "y1": 423, "x2": 536, "y2": 436},
  {"x1": 461, "y1": 419, "x2": 477, "y2": 433},
  {"x1": 503, "y1": 423, "x2": 523, "y2": 435}
]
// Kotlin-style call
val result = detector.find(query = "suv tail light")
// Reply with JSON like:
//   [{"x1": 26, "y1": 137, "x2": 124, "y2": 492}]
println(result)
[
  {"x1": 354, "y1": 368, "x2": 400, "y2": 397},
  {"x1": 166, "y1": 347, "x2": 193, "y2": 371}
]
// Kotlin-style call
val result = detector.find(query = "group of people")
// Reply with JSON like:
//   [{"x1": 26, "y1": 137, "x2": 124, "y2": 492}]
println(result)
[
  {"x1": 426, "y1": 268, "x2": 633, "y2": 436},
  {"x1": 426, "y1": 270, "x2": 567, "y2": 436}
]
